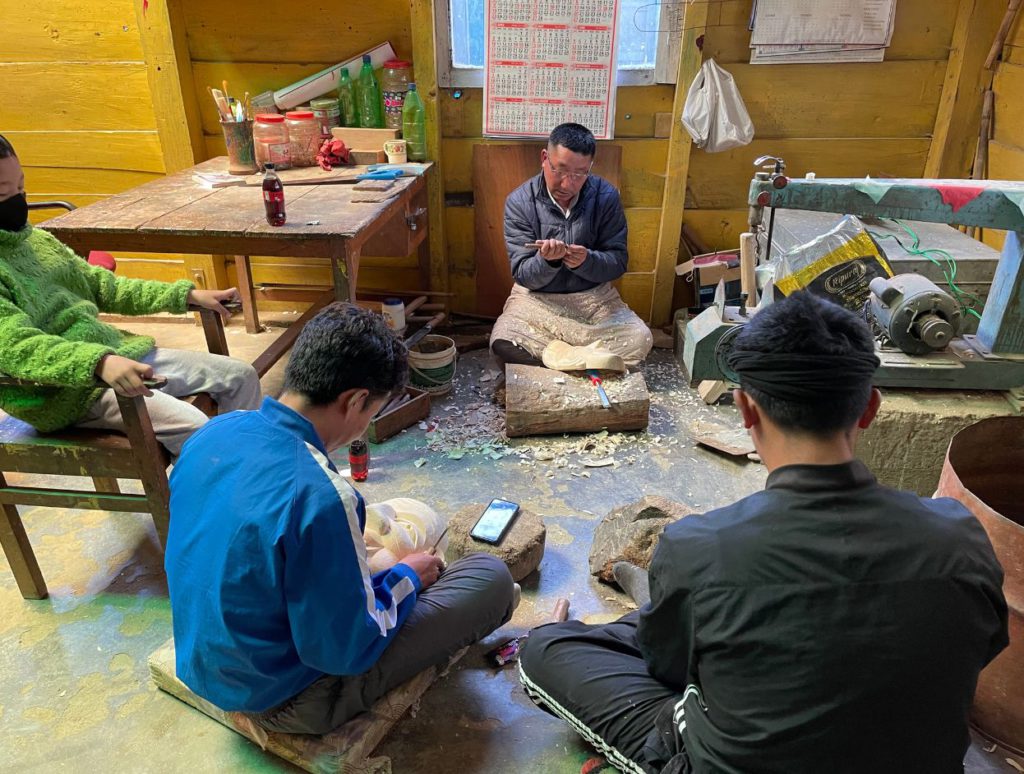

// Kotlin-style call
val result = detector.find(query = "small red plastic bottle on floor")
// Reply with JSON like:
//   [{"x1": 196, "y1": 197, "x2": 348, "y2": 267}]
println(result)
[
  {"x1": 262, "y1": 162, "x2": 286, "y2": 227},
  {"x1": 348, "y1": 439, "x2": 369, "y2": 482}
]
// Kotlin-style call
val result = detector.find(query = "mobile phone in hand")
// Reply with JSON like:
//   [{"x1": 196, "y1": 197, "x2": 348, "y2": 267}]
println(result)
[{"x1": 470, "y1": 498, "x2": 520, "y2": 544}]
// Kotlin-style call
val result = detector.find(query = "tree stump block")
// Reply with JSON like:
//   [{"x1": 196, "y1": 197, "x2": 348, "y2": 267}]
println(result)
[
  {"x1": 504, "y1": 365, "x2": 650, "y2": 438},
  {"x1": 447, "y1": 503, "x2": 546, "y2": 581}
]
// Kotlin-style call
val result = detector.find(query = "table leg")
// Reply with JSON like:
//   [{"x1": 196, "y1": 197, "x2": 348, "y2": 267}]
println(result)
[
  {"x1": 233, "y1": 254, "x2": 262, "y2": 333},
  {"x1": 333, "y1": 244, "x2": 361, "y2": 303}
]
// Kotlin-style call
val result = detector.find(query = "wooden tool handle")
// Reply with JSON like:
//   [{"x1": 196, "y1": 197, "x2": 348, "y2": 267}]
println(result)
[
  {"x1": 739, "y1": 232, "x2": 758, "y2": 312},
  {"x1": 550, "y1": 598, "x2": 570, "y2": 622}
]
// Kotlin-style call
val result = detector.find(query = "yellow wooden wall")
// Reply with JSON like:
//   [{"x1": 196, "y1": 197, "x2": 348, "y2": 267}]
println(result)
[
  {"x1": 2, "y1": 0, "x2": 1004, "y2": 323},
  {"x1": 983, "y1": 11, "x2": 1024, "y2": 251},
  {"x1": 0, "y1": 0, "x2": 185, "y2": 281},
  {"x1": 683, "y1": 0, "x2": 959, "y2": 251}
]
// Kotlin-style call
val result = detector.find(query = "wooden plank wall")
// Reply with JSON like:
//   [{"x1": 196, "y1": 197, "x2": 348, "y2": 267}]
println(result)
[
  {"x1": 182, "y1": 0, "x2": 423, "y2": 298},
  {"x1": 0, "y1": 0, "x2": 188, "y2": 282},
  {"x1": 683, "y1": 0, "x2": 958, "y2": 252},
  {"x1": 983, "y1": 11, "x2": 1024, "y2": 251}
]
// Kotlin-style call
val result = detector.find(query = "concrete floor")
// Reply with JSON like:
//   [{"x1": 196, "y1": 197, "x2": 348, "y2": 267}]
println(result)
[{"x1": 1, "y1": 316, "x2": 1020, "y2": 773}]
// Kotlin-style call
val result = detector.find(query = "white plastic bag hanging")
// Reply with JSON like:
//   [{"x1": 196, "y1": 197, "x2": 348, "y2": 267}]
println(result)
[{"x1": 682, "y1": 59, "x2": 755, "y2": 153}]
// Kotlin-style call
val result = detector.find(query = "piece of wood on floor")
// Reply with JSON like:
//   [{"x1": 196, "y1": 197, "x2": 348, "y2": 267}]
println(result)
[
  {"x1": 697, "y1": 380, "x2": 730, "y2": 404},
  {"x1": 692, "y1": 420, "x2": 755, "y2": 458},
  {"x1": 505, "y1": 364, "x2": 649, "y2": 438},
  {"x1": 148, "y1": 637, "x2": 465, "y2": 774}
]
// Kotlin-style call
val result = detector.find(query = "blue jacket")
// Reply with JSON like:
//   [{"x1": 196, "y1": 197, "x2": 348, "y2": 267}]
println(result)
[
  {"x1": 165, "y1": 397, "x2": 421, "y2": 713},
  {"x1": 504, "y1": 173, "x2": 628, "y2": 294}
]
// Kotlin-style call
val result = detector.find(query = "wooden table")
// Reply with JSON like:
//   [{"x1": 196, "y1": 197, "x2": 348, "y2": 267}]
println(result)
[{"x1": 41, "y1": 157, "x2": 433, "y2": 376}]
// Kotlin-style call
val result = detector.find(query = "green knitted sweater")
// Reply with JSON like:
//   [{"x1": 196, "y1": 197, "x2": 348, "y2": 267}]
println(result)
[{"x1": 0, "y1": 225, "x2": 193, "y2": 431}]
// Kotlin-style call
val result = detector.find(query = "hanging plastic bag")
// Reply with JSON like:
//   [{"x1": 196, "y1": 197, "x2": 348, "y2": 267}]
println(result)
[{"x1": 682, "y1": 59, "x2": 755, "y2": 153}]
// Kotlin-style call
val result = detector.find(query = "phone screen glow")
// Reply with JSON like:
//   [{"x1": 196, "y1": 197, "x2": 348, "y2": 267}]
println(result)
[{"x1": 472, "y1": 499, "x2": 519, "y2": 541}]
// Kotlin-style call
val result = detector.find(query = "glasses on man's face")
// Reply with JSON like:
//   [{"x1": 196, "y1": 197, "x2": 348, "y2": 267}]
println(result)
[{"x1": 546, "y1": 159, "x2": 592, "y2": 183}]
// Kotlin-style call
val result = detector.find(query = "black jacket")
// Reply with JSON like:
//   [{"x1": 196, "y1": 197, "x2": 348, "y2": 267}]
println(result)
[
  {"x1": 638, "y1": 460, "x2": 1008, "y2": 774},
  {"x1": 503, "y1": 173, "x2": 628, "y2": 294}
]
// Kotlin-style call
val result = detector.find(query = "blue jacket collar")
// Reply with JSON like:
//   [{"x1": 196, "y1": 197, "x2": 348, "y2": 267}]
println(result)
[{"x1": 258, "y1": 396, "x2": 330, "y2": 459}]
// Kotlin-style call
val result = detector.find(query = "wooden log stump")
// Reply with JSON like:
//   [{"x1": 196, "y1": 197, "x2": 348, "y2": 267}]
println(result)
[{"x1": 505, "y1": 365, "x2": 650, "y2": 438}]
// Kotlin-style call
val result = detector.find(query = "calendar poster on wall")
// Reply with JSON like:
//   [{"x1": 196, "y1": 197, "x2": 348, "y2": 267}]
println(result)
[{"x1": 483, "y1": 0, "x2": 620, "y2": 139}]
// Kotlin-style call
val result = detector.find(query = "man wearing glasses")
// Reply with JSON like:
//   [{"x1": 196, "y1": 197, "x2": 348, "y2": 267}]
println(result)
[{"x1": 489, "y1": 123, "x2": 653, "y2": 373}]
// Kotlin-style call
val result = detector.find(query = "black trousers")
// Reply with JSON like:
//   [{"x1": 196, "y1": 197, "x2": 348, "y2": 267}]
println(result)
[
  {"x1": 254, "y1": 554, "x2": 515, "y2": 735},
  {"x1": 519, "y1": 611, "x2": 690, "y2": 774}
]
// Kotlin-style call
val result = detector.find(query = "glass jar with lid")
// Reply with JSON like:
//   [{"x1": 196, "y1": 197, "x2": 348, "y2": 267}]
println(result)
[
  {"x1": 381, "y1": 60, "x2": 413, "y2": 130},
  {"x1": 310, "y1": 97, "x2": 341, "y2": 137},
  {"x1": 285, "y1": 110, "x2": 321, "y2": 167},
  {"x1": 253, "y1": 114, "x2": 291, "y2": 170}
]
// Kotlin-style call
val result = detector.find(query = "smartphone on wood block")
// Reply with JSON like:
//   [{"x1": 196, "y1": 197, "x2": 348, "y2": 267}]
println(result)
[{"x1": 470, "y1": 499, "x2": 520, "y2": 544}]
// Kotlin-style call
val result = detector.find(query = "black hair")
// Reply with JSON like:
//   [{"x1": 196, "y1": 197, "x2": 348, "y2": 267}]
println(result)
[
  {"x1": 732, "y1": 292, "x2": 875, "y2": 437},
  {"x1": 0, "y1": 134, "x2": 16, "y2": 159},
  {"x1": 283, "y1": 302, "x2": 408, "y2": 406},
  {"x1": 547, "y1": 123, "x2": 596, "y2": 158}
]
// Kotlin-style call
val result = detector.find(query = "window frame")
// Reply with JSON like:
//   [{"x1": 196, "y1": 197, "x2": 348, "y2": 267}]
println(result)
[{"x1": 435, "y1": 0, "x2": 669, "y2": 89}]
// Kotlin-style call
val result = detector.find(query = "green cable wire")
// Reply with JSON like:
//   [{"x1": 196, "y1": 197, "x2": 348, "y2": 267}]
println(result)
[{"x1": 866, "y1": 219, "x2": 985, "y2": 321}]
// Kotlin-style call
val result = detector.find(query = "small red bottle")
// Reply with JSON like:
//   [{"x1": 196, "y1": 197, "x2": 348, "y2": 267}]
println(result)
[
  {"x1": 262, "y1": 162, "x2": 286, "y2": 227},
  {"x1": 348, "y1": 439, "x2": 369, "y2": 482}
]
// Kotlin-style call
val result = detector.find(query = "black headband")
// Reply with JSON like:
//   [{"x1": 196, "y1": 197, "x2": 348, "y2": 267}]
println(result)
[{"x1": 726, "y1": 350, "x2": 879, "y2": 402}]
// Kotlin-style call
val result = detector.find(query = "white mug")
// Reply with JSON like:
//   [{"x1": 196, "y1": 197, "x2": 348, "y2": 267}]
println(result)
[{"x1": 384, "y1": 139, "x2": 408, "y2": 164}]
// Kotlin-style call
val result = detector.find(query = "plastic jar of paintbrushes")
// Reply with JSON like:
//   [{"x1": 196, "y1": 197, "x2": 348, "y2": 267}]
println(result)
[{"x1": 254, "y1": 114, "x2": 292, "y2": 170}]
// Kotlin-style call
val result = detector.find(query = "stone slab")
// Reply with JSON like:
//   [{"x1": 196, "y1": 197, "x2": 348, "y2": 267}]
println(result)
[
  {"x1": 857, "y1": 388, "x2": 1019, "y2": 496},
  {"x1": 447, "y1": 503, "x2": 546, "y2": 581}
]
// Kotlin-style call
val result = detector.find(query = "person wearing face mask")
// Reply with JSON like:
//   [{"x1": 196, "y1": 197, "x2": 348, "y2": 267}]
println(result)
[
  {"x1": 489, "y1": 123, "x2": 653, "y2": 379},
  {"x1": 0, "y1": 134, "x2": 261, "y2": 455}
]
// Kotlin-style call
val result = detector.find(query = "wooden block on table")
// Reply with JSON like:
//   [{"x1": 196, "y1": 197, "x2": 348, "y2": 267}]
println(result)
[
  {"x1": 353, "y1": 178, "x2": 396, "y2": 191},
  {"x1": 349, "y1": 149, "x2": 388, "y2": 165},
  {"x1": 242, "y1": 166, "x2": 362, "y2": 186},
  {"x1": 331, "y1": 127, "x2": 400, "y2": 147},
  {"x1": 505, "y1": 365, "x2": 649, "y2": 437},
  {"x1": 149, "y1": 637, "x2": 465, "y2": 774},
  {"x1": 369, "y1": 387, "x2": 430, "y2": 444}
]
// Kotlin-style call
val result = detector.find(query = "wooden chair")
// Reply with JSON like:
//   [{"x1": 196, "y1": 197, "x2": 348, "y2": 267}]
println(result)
[{"x1": 0, "y1": 305, "x2": 231, "y2": 600}]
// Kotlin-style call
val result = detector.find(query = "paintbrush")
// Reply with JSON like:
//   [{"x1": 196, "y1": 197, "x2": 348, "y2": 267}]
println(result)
[
  {"x1": 243, "y1": 91, "x2": 251, "y2": 120},
  {"x1": 222, "y1": 79, "x2": 231, "y2": 105},
  {"x1": 210, "y1": 88, "x2": 231, "y2": 122}
]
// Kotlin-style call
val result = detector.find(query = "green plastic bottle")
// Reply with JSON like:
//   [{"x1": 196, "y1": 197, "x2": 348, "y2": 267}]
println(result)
[
  {"x1": 402, "y1": 82, "x2": 426, "y2": 162},
  {"x1": 356, "y1": 54, "x2": 383, "y2": 129},
  {"x1": 337, "y1": 69, "x2": 357, "y2": 128}
]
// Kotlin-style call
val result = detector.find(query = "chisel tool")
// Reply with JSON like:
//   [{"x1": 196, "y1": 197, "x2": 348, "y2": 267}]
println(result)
[{"x1": 587, "y1": 369, "x2": 611, "y2": 409}]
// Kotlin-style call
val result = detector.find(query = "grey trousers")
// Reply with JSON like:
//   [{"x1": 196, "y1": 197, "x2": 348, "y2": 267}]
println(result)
[
  {"x1": 254, "y1": 553, "x2": 516, "y2": 736},
  {"x1": 77, "y1": 347, "x2": 262, "y2": 456}
]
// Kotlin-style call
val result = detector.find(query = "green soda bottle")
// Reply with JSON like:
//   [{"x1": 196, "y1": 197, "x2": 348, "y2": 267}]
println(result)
[
  {"x1": 356, "y1": 54, "x2": 383, "y2": 129},
  {"x1": 337, "y1": 69, "x2": 357, "y2": 127},
  {"x1": 402, "y1": 82, "x2": 426, "y2": 162}
]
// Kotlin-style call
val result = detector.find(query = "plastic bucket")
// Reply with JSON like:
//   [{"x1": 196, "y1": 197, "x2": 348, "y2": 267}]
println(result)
[{"x1": 408, "y1": 335, "x2": 457, "y2": 396}]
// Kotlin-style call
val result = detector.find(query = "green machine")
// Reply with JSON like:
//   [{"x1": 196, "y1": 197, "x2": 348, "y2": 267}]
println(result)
[{"x1": 681, "y1": 158, "x2": 1024, "y2": 390}]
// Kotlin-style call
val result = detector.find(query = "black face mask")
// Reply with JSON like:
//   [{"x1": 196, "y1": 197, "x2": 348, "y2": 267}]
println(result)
[{"x1": 0, "y1": 193, "x2": 28, "y2": 233}]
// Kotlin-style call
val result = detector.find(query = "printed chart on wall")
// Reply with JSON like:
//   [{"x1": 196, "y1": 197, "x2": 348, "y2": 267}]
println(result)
[{"x1": 483, "y1": 0, "x2": 620, "y2": 139}]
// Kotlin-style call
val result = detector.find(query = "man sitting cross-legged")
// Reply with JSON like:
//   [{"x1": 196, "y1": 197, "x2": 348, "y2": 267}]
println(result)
[
  {"x1": 165, "y1": 303, "x2": 516, "y2": 735},
  {"x1": 519, "y1": 291, "x2": 1008, "y2": 774}
]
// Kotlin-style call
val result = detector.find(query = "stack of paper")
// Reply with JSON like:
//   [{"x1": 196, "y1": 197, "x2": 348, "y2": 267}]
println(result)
[{"x1": 749, "y1": 0, "x2": 897, "y2": 65}]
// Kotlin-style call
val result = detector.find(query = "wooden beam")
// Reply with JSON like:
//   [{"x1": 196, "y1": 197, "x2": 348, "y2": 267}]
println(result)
[
  {"x1": 134, "y1": 0, "x2": 205, "y2": 173},
  {"x1": 410, "y1": 0, "x2": 450, "y2": 297},
  {"x1": 925, "y1": 0, "x2": 1004, "y2": 179},
  {"x1": 650, "y1": 3, "x2": 709, "y2": 326}
]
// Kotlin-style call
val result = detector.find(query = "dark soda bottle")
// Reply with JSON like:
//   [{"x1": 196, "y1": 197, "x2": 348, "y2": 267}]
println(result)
[
  {"x1": 262, "y1": 162, "x2": 286, "y2": 227},
  {"x1": 349, "y1": 439, "x2": 369, "y2": 482}
]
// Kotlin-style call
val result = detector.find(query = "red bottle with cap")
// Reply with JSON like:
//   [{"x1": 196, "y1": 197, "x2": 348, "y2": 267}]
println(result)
[
  {"x1": 348, "y1": 439, "x2": 369, "y2": 482},
  {"x1": 262, "y1": 163, "x2": 286, "y2": 227}
]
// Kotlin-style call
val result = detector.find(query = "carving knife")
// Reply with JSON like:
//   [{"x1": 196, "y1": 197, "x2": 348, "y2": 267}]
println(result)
[{"x1": 587, "y1": 369, "x2": 612, "y2": 409}]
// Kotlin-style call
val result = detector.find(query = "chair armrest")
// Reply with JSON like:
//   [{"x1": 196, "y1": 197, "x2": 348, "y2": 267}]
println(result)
[{"x1": 186, "y1": 302, "x2": 236, "y2": 357}]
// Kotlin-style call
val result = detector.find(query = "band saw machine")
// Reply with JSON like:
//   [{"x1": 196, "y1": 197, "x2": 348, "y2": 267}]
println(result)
[{"x1": 681, "y1": 158, "x2": 1024, "y2": 390}]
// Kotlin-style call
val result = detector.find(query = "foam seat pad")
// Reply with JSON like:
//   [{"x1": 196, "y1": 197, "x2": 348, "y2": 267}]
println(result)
[{"x1": 148, "y1": 638, "x2": 465, "y2": 774}]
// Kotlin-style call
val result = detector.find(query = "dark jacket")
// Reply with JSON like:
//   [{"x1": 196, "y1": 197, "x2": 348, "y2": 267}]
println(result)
[
  {"x1": 504, "y1": 173, "x2": 628, "y2": 294},
  {"x1": 637, "y1": 460, "x2": 1008, "y2": 774}
]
